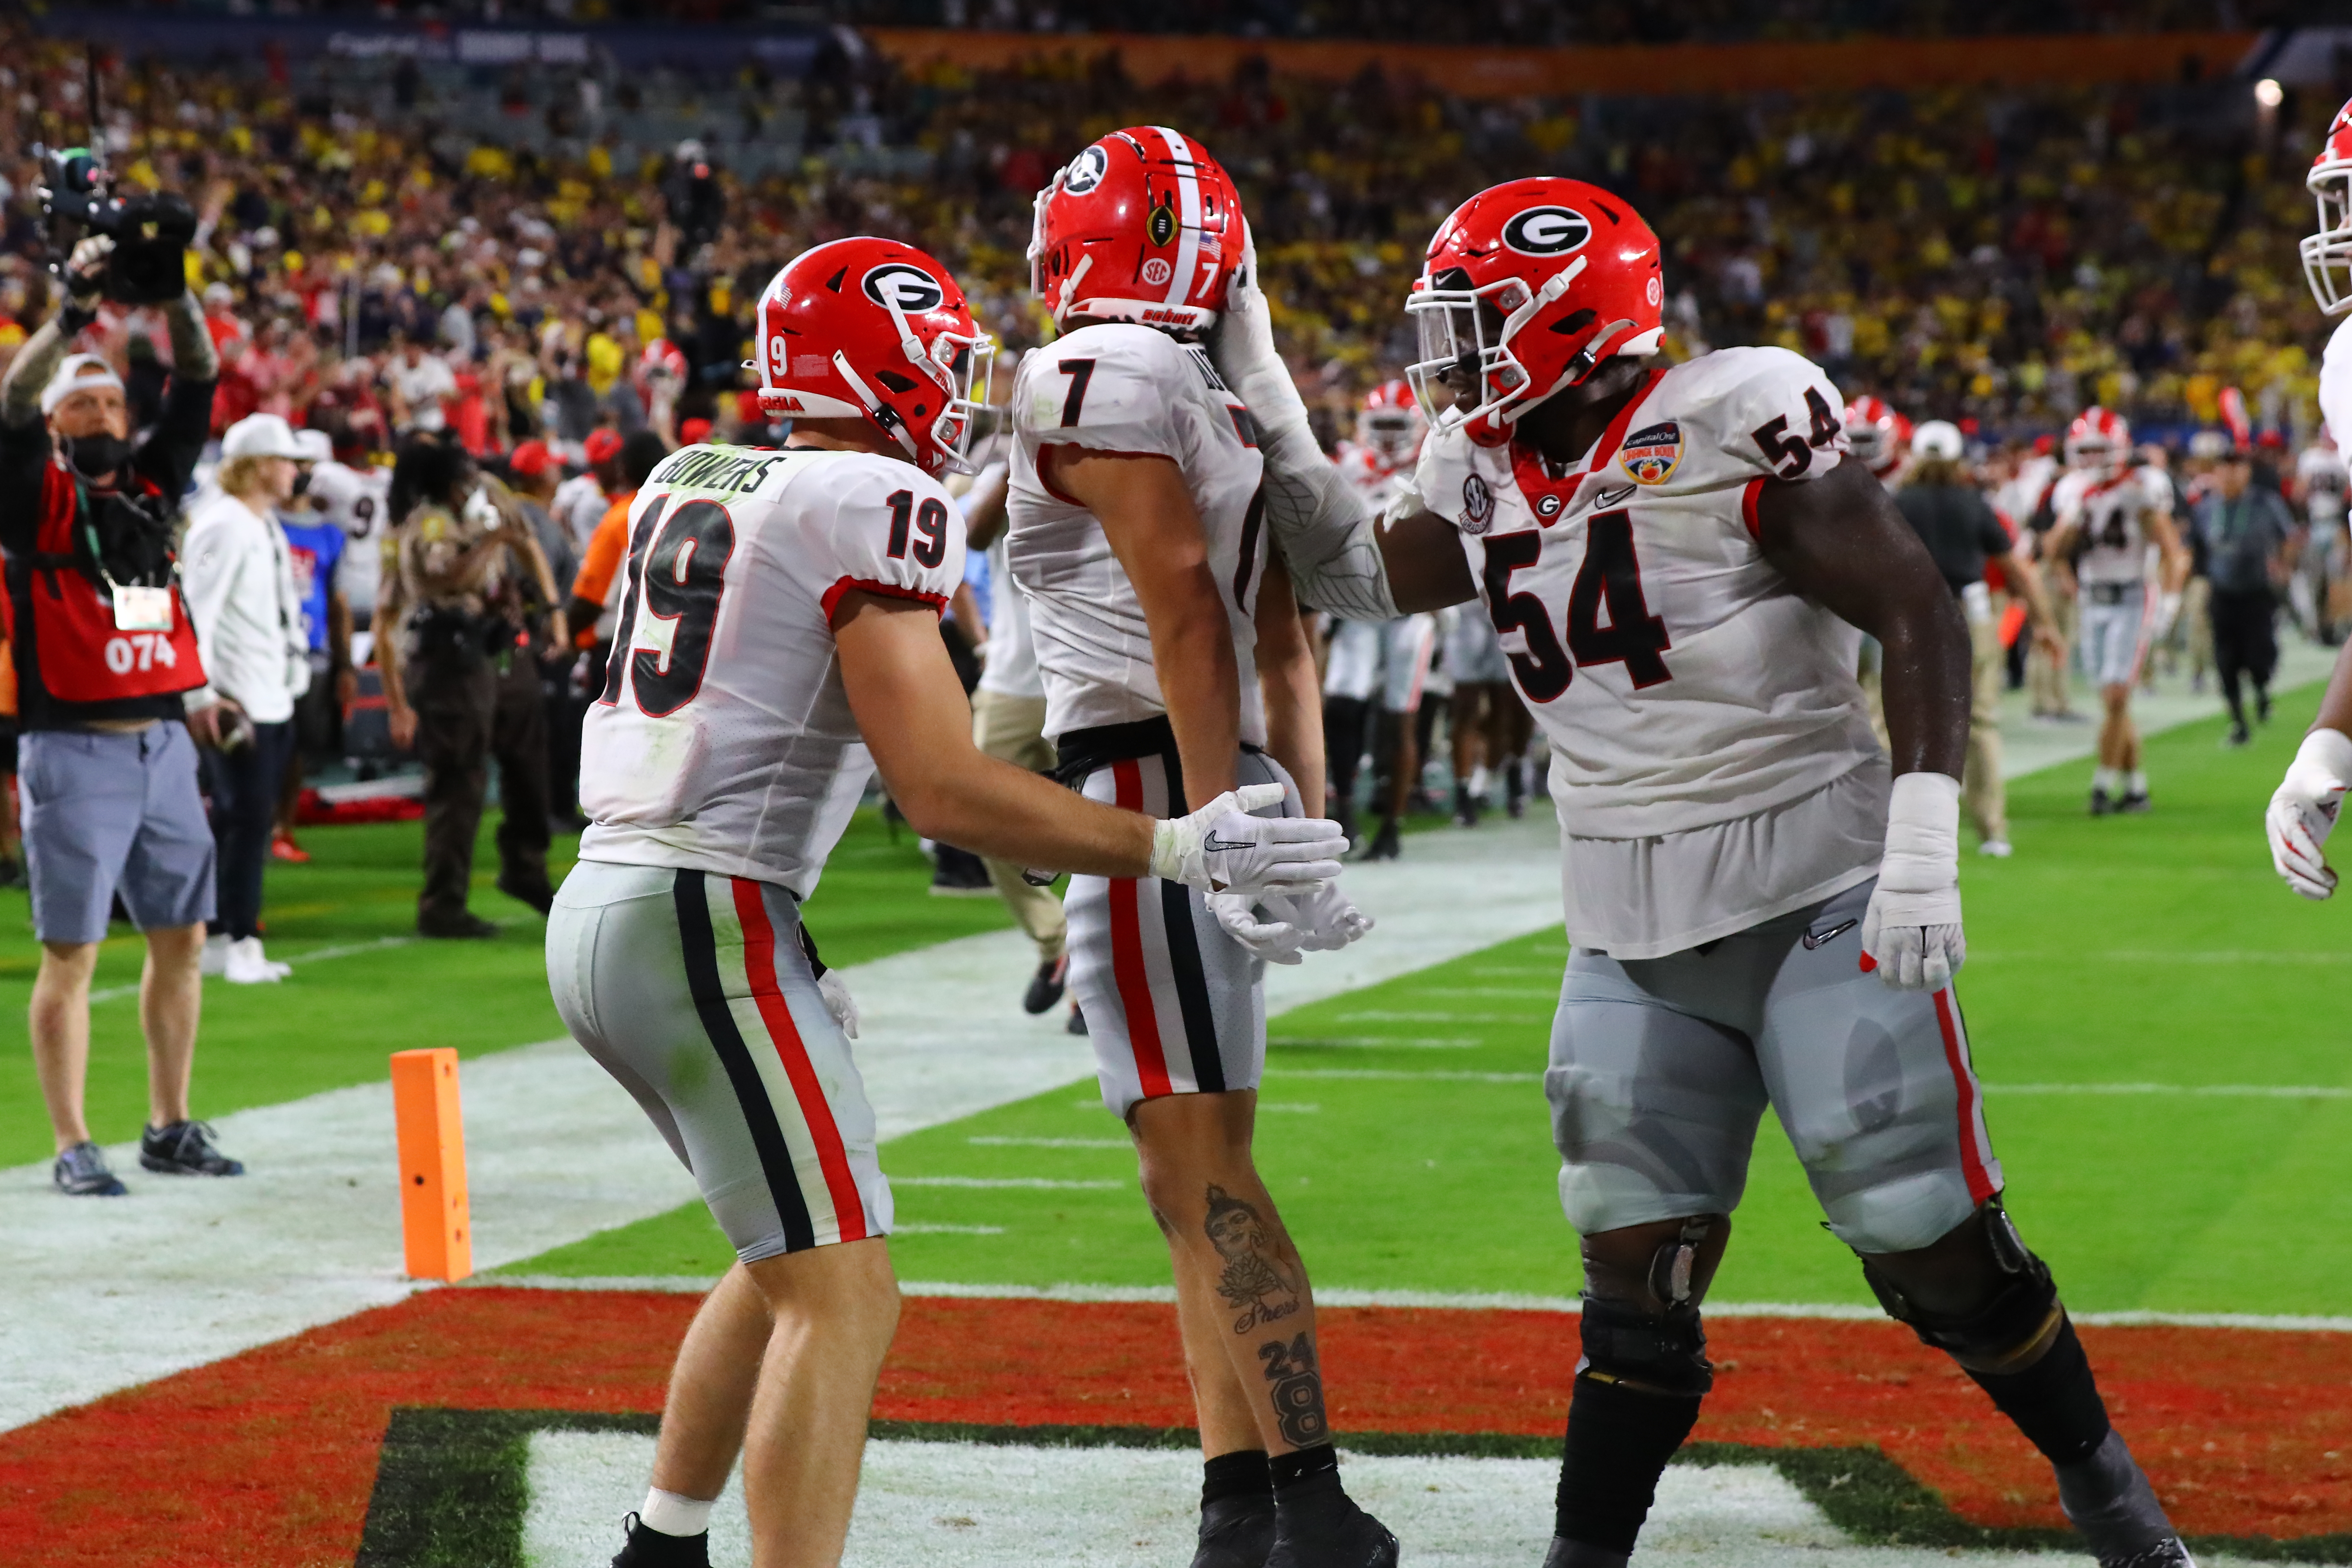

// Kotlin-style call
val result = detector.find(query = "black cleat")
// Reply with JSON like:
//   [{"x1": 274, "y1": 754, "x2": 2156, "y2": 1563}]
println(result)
[
  {"x1": 1542, "y1": 1538, "x2": 1632, "y2": 1568},
  {"x1": 1452, "y1": 783, "x2": 1480, "y2": 828},
  {"x1": 496, "y1": 873, "x2": 556, "y2": 916},
  {"x1": 53, "y1": 1140, "x2": 127, "y2": 1196},
  {"x1": 2257, "y1": 691, "x2": 2273, "y2": 725},
  {"x1": 2225, "y1": 724, "x2": 2251, "y2": 748},
  {"x1": 140, "y1": 1121, "x2": 244, "y2": 1177},
  {"x1": 2059, "y1": 1430, "x2": 2193, "y2": 1568},
  {"x1": 929, "y1": 843, "x2": 995, "y2": 897},
  {"x1": 612, "y1": 1511, "x2": 710, "y2": 1568},
  {"x1": 2089, "y1": 787, "x2": 2113, "y2": 817},
  {"x1": 1265, "y1": 1494, "x2": 1397, "y2": 1568},
  {"x1": 2118, "y1": 791, "x2": 2151, "y2": 814},
  {"x1": 419, "y1": 910, "x2": 500, "y2": 939},
  {"x1": 1359, "y1": 818, "x2": 1402, "y2": 861},
  {"x1": 1023, "y1": 952, "x2": 1069, "y2": 1015},
  {"x1": 1192, "y1": 1494, "x2": 1277, "y2": 1568}
]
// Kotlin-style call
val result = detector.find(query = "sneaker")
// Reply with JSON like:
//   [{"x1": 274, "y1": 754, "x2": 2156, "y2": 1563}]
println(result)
[
  {"x1": 270, "y1": 832, "x2": 311, "y2": 864},
  {"x1": 419, "y1": 910, "x2": 500, "y2": 939},
  {"x1": 1451, "y1": 784, "x2": 1480, "y2": 829},
  {"x1": 1066, "y1": 1003, "x2": 1089, "y2": 1036},
  {"x1": 1023, "y1": 952, "x2": 1069, "y2": 1016},
  {"x1": 1266, "y1": 1494, "x2": 1398, "y2": 1568},
  {"x1": 1193, "y1": 1494, "x2": 1277, "y2": 1568},
  {"x1": 2225, "y1": 723, "x2": 2251, "y2": 748},
  {"x1": 53, "y1": 1140, "x2": 128, "y2": 1196},
  {"x1": 2257, "y1": 691, "x2": 2274, "y2": 724},
  {"x1": 1359, "y1": 818, "x2": 1402, "y2": 861},
  {"x1": 1978, "y1": 839, "x2": 2014, "y2": 858},
  {"x1": 496, "y1": 873, "x2": 556, "y2": 916},
  {"x1": 199, "y1": 932, "x2": 232, "y2": 977},
  {"x1": 929, "y1": 843, "x2": 995, "y2": 897},
  {"x1": 224, "y1": 936, "x2": 291, "y2": 984},
  {"x1": 2119, "y1": 791, "x2": 2151, "y2": 814},
  {"x1": 0, "y1": 856, "x2": 21, "y2": 888},
  {"x1": 2089, "y1": 787, "x2": 2113, "y2": 817},
  {"x1": 140, "y1": 1120, "x2": 244, "y2": 1177},
  {"x1": 611, "y1": 1511, "x2": 710, "y2": 1568}
]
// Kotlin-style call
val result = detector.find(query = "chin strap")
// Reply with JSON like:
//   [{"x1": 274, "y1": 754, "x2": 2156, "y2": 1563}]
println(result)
[{"x1": 830, "y1": 350, "x2": 920, "y2": 464}]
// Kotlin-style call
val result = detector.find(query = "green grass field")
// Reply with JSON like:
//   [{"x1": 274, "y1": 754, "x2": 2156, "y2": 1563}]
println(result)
[{"x1": 511, "y1": 686, "x2": 2352, "y2": 1317}]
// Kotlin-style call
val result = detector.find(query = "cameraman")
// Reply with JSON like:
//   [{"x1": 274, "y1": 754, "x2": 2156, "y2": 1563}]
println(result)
[{"x1": 0, "y1": 236, "x2": 239, "y2": 1197}]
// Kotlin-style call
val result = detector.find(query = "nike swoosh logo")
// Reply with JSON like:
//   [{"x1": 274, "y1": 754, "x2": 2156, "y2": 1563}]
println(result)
[
  {"x1": 1801, "y1": 918, "x2": 1858, "y2": 950},
  {"x1": 1203, "y1": 835, "x2": 1257, "y2": 854},
  {"x1": 1592, "y1": 484, "x2": 1637, "y2": 509}
]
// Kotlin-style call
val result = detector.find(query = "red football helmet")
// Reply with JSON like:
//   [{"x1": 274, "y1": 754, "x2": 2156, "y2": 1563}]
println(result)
[
  {"x1": 2065, "y1": 406, "x2": 2130, "y2": 474},
  {"x1": 2306, "y1": 98, "x2": 2352, "y2": 315},
  {"x1": 1405, "y1": 177, "x2": 1664, "y2": 447},
  {"x1": 750, "y1": 237, "x2": 994, "y2": 476},
  {"x1": 1844, "y1": 395, "x2": 1911, "y2": 478},
  {"x1": 1356, "y1": 379, "x2": 1426, "y2": 468},
  {"x1": 636, "y1": 337, "x2": 688, "y2": 389},
  {"x1": 1029, "y1": 127, "x2": 1245, "y2": 337}
]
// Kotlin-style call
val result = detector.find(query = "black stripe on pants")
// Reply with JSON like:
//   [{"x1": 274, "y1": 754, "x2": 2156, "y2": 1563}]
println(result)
[
  {"x1": 1155, "y1": 741, "x2": 1230, "y2": 1094},
  {"x1": 672, "y1": 869, "x2": 816, "y2": 1253}
]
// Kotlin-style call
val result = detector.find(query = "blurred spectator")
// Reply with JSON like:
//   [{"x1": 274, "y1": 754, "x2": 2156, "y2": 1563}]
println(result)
[
  {"x1": 503, "y1": 439, "x2": 587, "y2": 826},
  {"x1": 566, "y1": 431, "x2": 670, "y2": 671},
  {"x1": 382, "y1": 333, "x2": 456, "y2": 436},
  {"x1": 2195, "y1": 449, "x2": 2299, "y2": 747},
  {"x1": 183, "y1": 413, "x2": 313, "y2": 985},
  {"x1": 272, "y1": 429, "x2": 356, "y2": 866},
  {"x1": 553, "y1": 427, "x2": 625, "y2": 560}
]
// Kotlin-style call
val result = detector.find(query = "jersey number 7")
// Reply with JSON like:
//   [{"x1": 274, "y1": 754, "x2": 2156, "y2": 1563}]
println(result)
[
  {"x1": 598, "y1": 495, "x2": 737, "y2": 717},
  {"x1": 1481, "y1": 510, "x2": 1672, "y2": 702}
]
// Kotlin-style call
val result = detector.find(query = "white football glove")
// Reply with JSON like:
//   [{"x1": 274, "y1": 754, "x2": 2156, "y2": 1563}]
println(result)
[
  {"x1": 2268, "y1": 728, "x2": 2352, "y2": 900},
  {"x1": 1207, "y1": 890, "x2": 1310, "y2": 965},
  {"x1": 1260, "y1": 877, "x2": 1374, "y2": 954},
  {"x1": 1151, "y1": 782, "x2": 1345, "y2": 897},
  {"x1": 2151, "y1": 589, "x2": 2184, "y2": 646},
  {"x1": 1860, "y1": 772, "x2": 1966, "y2": 991},
  {"x1": 64, "y1": 234, "x2": 114, "y2": 305},
  {"x1": 817, "y1": 969, "x2": 860, "y2": 1040}
]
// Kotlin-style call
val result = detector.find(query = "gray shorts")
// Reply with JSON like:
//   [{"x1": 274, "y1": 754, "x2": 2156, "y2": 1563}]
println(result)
[
  {"x1": 546, "y1": 859, "x2": 891, "y2": 1262},
  {"x1": 1548, "y1": 877, "x2": 2002, "y2": 1255},
  {"x1": 19, "y1": 723, "x2": 216, "y2": 945}
]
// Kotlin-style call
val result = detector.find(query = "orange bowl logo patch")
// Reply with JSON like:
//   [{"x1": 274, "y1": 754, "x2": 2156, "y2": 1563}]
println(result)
[{"x1": 1620, "y1": 420, "x2": 1682, "y2": 485}]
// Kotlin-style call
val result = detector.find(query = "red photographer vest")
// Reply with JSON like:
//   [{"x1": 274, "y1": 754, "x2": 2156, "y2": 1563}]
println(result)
[{"x1": 24, "y1": 457, "x2": 205, "y2": 704}]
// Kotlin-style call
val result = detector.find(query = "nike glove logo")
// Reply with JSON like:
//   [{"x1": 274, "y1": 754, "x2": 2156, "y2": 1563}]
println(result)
[
  {"x1": 1202, "y1": 834, "x2": 1257, "y2": 854},
  {"x1": 1801, "y1": 918, "x2": 1858, "y2": 950}
]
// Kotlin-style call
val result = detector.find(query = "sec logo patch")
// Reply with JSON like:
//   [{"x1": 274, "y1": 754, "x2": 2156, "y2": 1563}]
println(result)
[
  {"x1": 1620, "y1": 420, "x2": 1683, "y2": 485},
  {"x1": 1140, "y1": 257, "x2": 1173, "y2": 287},
  {"x1": 1461, "y1": 474, "x2": 1495, "y2": 535}
]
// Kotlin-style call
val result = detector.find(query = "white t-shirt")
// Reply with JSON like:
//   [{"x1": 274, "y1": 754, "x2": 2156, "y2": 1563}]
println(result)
[
  {"x1": 2052, "y1": 464, "x2": 2170, "y2": 587},
  {"x1": 180, "y1": 490, "x2": 311, "y2": 723},
  {"x1": 1006, "y1": 322, "x2": 1269, "y2": 744},
  {"x1": 576, "y1": 445, "x2": 965, "y2": 898},
  {"x1": 552, "y1": 472, "x2": 611, "y2": 554},
  {"x1": 1416, "y1": 345, "x2": 1886, "y2": 958},
  {"x1": 387, "y1": 352, "x2": 457, "y2": 432}
]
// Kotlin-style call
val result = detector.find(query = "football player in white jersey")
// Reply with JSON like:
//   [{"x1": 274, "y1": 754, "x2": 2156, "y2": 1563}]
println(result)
[
  {"x1": 546, "y1": 238, "x2": 1347, "y2": 1568},
  {"x1": 1211, "y1": 175, "x2": 2193, "y2": 1568},
  {"x1": 1017, "y1": 129, "x2": 1392, "y2": 1568},
  {"x1": 2043, "y1": 407, "x2": 2190, "y2": 815},
  {"x1": 1844, "y1": 393, "x2": 1911, "y2": 490},
  {"x1": 1321, "y1": 380, "x2": 1436, "y2": 855},
  {"x1": 303, "y1": 452, "x2": 392, "y2": 624},
  {"x1": 2267, "y1": 96, "x2": 2352, "y2": 899}
]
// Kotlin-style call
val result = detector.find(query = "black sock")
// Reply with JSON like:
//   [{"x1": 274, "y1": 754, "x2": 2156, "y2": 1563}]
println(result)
[
  {"x1": 1964, "y1": 1314, "x2": 2111, "y2": 1467},
  {"x1": 1271, "y1": 1442, "x2": 1341, "y2": 1498},
  {"x1": 1555, "y1": 1376, "x2": 1704, "y2": 1553},
  {"x1": 1204, "y1": 1448, "x2": 1274, "y2": 1508}
]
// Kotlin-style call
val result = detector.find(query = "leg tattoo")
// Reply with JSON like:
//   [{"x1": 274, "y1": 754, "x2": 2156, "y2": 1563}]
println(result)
[
  {"x1": 1258, "y1": 1331, "x2": 1330, "y2": 1449},
  {"x1": 1204, "y1": 1184, "x2": 1302, "y2": 1333}
]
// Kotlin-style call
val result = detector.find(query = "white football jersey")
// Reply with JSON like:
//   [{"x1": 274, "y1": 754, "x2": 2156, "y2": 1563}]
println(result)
[
  {"x1": 551, "y1": 472, "x2": 611, "y2": 554},
  {"x1": 1006, "y1": 323, "x2": 1269, "y2": 744},
  {"x1": 2052, "y1": 465, "x2": 2169, "y2": 587},
  {"x1": 2321, "y1": 315, "x2": 2352, "y2": 450},
  {"x1": 307, "y1": 460, "x2": 392, "y2": 616},
  {"x1": 576, "y1": 445, "x2": 965, "y2": 899},
  {"x1": 1416, "y1": 346, "x2": 1886, "y2": 956},
  {"x1": 1335, "y1": 441, "x2": 1411, "y2": 516},
  {"x1": 2298, "y1": 441, "x2": 2349, "y2": 529}
]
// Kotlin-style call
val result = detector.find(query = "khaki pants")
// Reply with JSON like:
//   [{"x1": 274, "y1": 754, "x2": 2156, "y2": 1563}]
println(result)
[
  {"x1": 971, "y1": 688, "x2": 1066, "y2": 962},
  {"x1": 1964, "y1": 615, "x2": 2006, "y2": 845},
  {"x1": 2184, "y1": 575, "x2": 2213, "y2": 686},
  {"x1": 2027, "y1": 590, "x2": 2077, "y2": 716}
]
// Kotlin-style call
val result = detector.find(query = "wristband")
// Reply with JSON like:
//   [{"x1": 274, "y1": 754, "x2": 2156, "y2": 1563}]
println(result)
[
  {"x1": 1881, "y1": 771, "x2": 1960, "y2": 885},
  {"x1": 2292, "y1": 727, "x2": 2352, "y2": 791}
]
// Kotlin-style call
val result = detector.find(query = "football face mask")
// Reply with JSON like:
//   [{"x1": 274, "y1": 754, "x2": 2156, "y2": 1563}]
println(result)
[{"x1": 2303, "y1": 96, "x2": 2352, "y2": 316}]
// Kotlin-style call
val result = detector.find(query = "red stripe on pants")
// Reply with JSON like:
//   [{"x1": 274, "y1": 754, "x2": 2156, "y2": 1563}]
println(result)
[
  {"x1": 1932, "y1": 989, "x2": 1996, "y2": 1204},
  {"x1": 730, "y1": 878, "x2": 868, "y2": 1243},
  {"x1": 1107, "y1": 760, "x2": 1174, "y2": 1099}
]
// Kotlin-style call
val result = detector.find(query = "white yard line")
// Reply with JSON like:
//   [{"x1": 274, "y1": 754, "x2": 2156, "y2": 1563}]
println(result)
[
  {"x1": 0, "y1": 814, "x2": 1567, "y2": 1435},
  {"x1": 87, "y1": 934, "x2": 419, "y2": 1005}
]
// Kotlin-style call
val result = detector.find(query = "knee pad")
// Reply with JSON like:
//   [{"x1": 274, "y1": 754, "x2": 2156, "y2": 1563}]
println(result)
[
  {"x1": 1579, "y1": 1296, "x2": 1713, "y2": 1397},
  {"x1": 1859, "y1": 1198, "x2": 2061, "y2": 1371}
]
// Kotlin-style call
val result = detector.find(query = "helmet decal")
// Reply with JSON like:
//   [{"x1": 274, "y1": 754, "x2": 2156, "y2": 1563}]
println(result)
[
  {"x1": 1063, "y1": 145, "x2": 1109, "y2": 195},
  {"x1": 862, "y1": 263, "x2": 945, "y2": 313},
  {"x1": 1140, "y1": 257, "x2": 1173, "y2": 286},
  {"x1": 1027, "y1": 126, "x2": 1246, "y2": 336},
  {"x1": 1461, "y1": 474, "x2": 1495, "y2": 534},
  {"x1": 1500, "y1": 206, "x2": 1591, "y2": 257},
  {"x1": 1147, "y1": 199, "x2": 1178, "y2": 248}
]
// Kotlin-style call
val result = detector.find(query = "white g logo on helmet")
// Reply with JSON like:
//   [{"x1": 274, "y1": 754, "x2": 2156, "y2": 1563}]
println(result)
[
  {"x1": 1500, "y1": 206, "x2": 1591, "y2": 257},
  {"x1": 862, "y1": 263, "x2": 946, "y2": 314},
  {"x1": 1063, "y1": 145, "x2": 1110, "y2": 195}
]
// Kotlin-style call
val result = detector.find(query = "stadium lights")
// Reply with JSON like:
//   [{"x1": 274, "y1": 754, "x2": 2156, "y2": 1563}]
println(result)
[{"x1": 2255, "y1": 78, "x2": 2285, "y2": 108}]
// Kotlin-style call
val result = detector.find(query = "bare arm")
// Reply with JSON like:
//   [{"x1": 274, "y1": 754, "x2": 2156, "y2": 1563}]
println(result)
[
  {"x1": 328, "y1": 588, "x2": 358, "y2": 704},
  {"x1": 1378, "y1": 508, "x2": 1479, "y2": 614},
  {"x1": 1757, "y1": 455, "x2": 1969, "y2": 778},
  {"x1": 837, "y1": 593, "x2": 1152, "y2": 875},
  {"x1": 377, "y1": 540, "x2": 415, "y2": 749},
  {"x1": 0, "y1": 317, "x2": 74, "y2": 427},
  {"x1": 2003, "y1": 545, "x2": 2067, "y2": 661},
  {"x1": 2144, "y1": 507, "x2": 2192, "y2": 594},
  {"x1": 1046, "y1": 447, "x2": 1241, "y2": 802},
  {"x1": 960, "y1": 465, "x2": 1012, "y2": 551},
  {"x1": 1252, "y1": 553, "x2": 1323, "y2": 808},
  {"x1": 160, "y1": 289, "x2": 220, "y2": 384}
]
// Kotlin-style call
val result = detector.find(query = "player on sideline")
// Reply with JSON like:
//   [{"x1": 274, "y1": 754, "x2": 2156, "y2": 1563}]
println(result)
[
  {"x1": 2043, "y1": 407, "x2": 2190, "y2": 815},
  {"x1": 1208, "y1": 176, "x2": 2195, "y2": 1568},
  {"x1": 1017, "y1": 129, "x2": 1390, "y2": 1568},
  {"x1": 548, "y1": 237, "x2": 1347, "y2": 1568},
  {"x1": 2267, "y1": 95, "x2": 2352, "y2": 900},
  {"x1": 1320, "y1": 381, "x2": 1436, "y2": 856}
]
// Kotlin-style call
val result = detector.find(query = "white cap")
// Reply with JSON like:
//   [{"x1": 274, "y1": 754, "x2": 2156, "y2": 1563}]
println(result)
[
  {"x1": 220, "y1": 413, "x2": 307, "y2": 461},
  {"x1": 1913, "y1": 420, "x2": 1965, "y2": 462},
  {"x1": 40, "y1": 353, "x2": 126, "y2": 415},
  {"x1": 293, "y1": 428, "x2": 334, "y2": 463}
]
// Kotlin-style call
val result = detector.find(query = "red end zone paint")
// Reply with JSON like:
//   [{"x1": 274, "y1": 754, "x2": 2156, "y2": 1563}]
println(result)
[{"x1": 1, "y1": 1291, "x2": 2346, "y2": 1567}]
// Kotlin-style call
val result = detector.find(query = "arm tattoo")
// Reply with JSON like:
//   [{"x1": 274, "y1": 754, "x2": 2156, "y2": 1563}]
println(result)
[
  {"x1": 1258, "y1": 1330, "x2": 1331, "y2": 1448},
  {"x1": 1204, "y1": 1183, "x2": 1302, "y2": 1334},
  {"x1": 1, "y1": 318, "x2": 73, "y2": 427},
  {"x1": 162, "y1": 290, "x2": 220, "y2": 383}
]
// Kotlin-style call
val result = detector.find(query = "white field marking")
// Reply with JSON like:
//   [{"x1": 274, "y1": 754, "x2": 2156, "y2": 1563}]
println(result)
[
  {"x1": 1986, "y1": 1083, "x2": 2352, "y2": 1099},
  {"x1": 1269, "y1": 1035, "x2": 1485, "y2": 1050},
  {"x1": 1272, "y1": 1067, "x2": 1544, "y2": 1083},
  {"x1": 1970, "y1": 950, "x2": 2352, "y2": 965},
  {"x1": 0, "y1": 813, "x2": 1571, "y2": 1435},
  {"x1": 1333, "y1": 1009, "x2": 1525, "y2": 1022},
  {"x1": 527, "y1": 1432, "x2": 1903, "y2": 1568},
  {"x1": 965, "y1": 1136, "x2": 1130, "y2": 1149},
  {"x1": 88, "y1": 934, "x2": 420, "y2": 1005},
  {"x1": 893, "y1": 1223, "x2": 1007, "y2": 1235},
  {"x1": 892, "y1": 1176, "x2": 1123, "y2": 1191},
  {"x1": 1259, "y1": 1102, "x2": 1322, "y2": 1112},
  {"x1": 1409, "y1": 985, "x2": 1561, "y2": 998}
]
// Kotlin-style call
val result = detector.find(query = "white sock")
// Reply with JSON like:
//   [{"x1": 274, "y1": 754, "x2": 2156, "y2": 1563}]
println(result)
[
  {"x1": 2092, "y1": 766, "x2": 2121, "y2": 793},
  {"x1": 1467, "y1": 764, "x2": 1490, "y2": 797},
  {"x1": 640, "y1": 1488, "x2": 715, "y2": 1538},
  {"x1": 2127, "y1": 770, "x2": 2148, "y2": 795}
]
